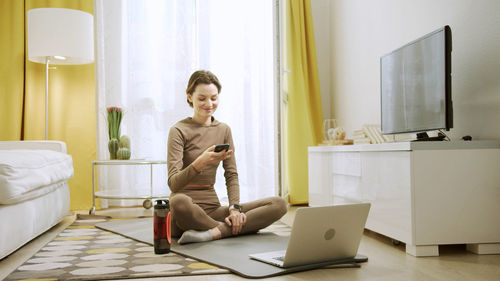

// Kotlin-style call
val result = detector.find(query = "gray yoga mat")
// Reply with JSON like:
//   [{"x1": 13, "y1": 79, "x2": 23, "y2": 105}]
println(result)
[{"x1": 96, "y1": 218, "x2": 367, "y2": 278}]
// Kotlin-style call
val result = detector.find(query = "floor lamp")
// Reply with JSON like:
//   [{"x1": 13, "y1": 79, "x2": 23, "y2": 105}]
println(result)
[{"x1": 27, "y1": 8, "x2": 94, "y2": 140}]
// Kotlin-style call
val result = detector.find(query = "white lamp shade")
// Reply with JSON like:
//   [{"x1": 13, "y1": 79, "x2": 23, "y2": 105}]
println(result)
[{"x1": 27, "y1": 8, "x2": 94, "y2": 65}]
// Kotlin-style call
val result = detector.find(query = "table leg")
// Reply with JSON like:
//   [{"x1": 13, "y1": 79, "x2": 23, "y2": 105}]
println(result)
[{"x1": 90, "y1": 162, "x2": 96, "y2": 214}]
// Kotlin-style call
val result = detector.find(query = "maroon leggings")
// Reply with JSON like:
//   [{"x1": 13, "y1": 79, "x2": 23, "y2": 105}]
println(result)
[{"x1": 169, "y1": 193, "x2": 287, "y2": 238}]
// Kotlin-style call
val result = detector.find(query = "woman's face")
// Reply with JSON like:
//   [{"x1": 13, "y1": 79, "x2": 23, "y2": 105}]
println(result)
[{"x1": 188, "y1": 83, "x2": 219, "y2": 119}]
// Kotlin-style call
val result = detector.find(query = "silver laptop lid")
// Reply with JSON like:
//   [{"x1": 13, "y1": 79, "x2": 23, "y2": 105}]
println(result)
[{"x1": 282, "y1": 203, "x2": 370, "y2": 267}]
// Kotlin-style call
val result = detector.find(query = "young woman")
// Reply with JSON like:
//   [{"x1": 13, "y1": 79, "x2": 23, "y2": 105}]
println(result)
[{"x1": 167, "y1": 70, "x2": 287, "y2": 244}]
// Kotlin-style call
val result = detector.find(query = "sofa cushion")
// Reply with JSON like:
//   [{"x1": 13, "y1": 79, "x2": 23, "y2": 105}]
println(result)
[{"x1": 0, "y1": 149, "x2": 73, "y2": 204}]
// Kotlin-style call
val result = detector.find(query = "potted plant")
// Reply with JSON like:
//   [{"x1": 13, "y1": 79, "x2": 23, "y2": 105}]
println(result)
[{"x1": 107, "y1": 107, "x2": 131, "y2": 160}]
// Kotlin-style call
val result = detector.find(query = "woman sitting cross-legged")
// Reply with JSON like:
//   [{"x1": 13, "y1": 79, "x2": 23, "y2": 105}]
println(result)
[{"x1": 167, "y1": 70, "x2": 287, "y2": 244}]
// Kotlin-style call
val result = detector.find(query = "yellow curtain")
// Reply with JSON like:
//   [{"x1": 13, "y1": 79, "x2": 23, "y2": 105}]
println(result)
[
  {"x1": 0, "y1": 0, "x2": 96, "y2": 211},
  {"x1": 0, "y1": 0, "x2": 25, "y2": 140},
  {"x1": 285, "y1": 0, "x2": 324, "y2": 205}
]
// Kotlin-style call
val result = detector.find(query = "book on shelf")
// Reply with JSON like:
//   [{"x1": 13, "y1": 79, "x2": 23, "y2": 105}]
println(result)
[
  {"x1": 353, "y1": 138, "x2": 371, "y2": 145},
  {"x1": 353, "y1": 129, "x2": 365, "y2": 137},
  {"x1": 362, "y1": 124, "x2": 385, "y2": 144},
  {"x1": 320, "y1": 139, "x2": 354, "y2": 146},
  {"x1": 352, "y1": 133, "x2": 368, "y2": 140}
]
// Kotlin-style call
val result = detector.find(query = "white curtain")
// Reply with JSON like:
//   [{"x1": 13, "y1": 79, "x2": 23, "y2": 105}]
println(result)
[{"x1": 95, "y1": 0, "x2": 276, "y2": 207}]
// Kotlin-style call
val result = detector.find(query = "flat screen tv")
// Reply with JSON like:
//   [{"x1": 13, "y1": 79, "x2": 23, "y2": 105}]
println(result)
[{"x1": 380, "y1": 25, "x2": 452, "y2": 140}]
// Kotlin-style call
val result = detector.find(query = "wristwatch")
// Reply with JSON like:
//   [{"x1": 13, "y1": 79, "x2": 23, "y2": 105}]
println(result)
[{"x1": 229, "y1": 204, "x2": 242, "y2": 212}]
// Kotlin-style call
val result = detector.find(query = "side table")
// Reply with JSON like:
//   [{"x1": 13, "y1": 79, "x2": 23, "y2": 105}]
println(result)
[{"x1": 90, "y1": 159, "x2": 169, "y2": 214}]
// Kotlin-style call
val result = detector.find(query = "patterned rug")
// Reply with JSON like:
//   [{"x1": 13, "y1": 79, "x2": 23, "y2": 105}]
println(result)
[{"x1": 5, "y1": 214, "x2": 229, "y2": 281}]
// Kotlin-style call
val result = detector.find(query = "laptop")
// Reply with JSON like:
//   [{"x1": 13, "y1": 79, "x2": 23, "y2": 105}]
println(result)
[{"x1": 249, "y1": 203, "x2": 371, "y2": 268}]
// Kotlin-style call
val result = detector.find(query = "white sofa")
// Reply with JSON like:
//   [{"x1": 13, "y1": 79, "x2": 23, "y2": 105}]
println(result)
[{"x1": 0, "y1": 141, "x2": 73, "y2": 259}]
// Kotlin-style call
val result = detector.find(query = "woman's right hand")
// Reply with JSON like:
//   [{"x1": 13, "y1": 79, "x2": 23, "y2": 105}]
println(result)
[{"x1": 192, "y1": 145, "x2": 233, "y2": 172}]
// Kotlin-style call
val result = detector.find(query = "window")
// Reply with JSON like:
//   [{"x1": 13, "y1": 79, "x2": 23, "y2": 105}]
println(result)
[{"x1": 95, "y1": 0, "x2": 278, "y2": 205}]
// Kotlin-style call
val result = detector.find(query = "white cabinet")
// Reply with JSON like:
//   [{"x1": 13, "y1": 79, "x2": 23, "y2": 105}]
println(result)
[{"x1": 308, "y1": 141, "x2": 500, "y2": 256}]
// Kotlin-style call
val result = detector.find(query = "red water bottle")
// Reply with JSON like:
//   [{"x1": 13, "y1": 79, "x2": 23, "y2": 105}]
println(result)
[{"x1": 154, "y1": 199, "x2": 171, "y2": 254}]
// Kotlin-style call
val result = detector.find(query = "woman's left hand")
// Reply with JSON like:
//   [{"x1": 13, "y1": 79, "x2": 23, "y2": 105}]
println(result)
[{"x1": 224, "y1": 210, "x2": 247, "y2": 235}]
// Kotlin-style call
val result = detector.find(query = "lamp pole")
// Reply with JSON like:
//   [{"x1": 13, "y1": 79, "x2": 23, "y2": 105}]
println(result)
[{"x1": 45, "y1": 56, "x2": 50, "y2": 140}]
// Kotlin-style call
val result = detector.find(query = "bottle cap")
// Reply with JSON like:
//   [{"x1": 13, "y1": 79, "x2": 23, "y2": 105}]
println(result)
[{"x1": 154, "y1": 199, "x2": 170, "y2": 209}]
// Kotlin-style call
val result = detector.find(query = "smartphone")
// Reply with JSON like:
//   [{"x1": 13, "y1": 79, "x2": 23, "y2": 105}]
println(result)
[{"x1": 214, "y1": 144, "x2": 230, "y2": 152}]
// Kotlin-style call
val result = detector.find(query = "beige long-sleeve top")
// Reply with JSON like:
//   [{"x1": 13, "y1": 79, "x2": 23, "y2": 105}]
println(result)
[{"x1": 167, "y1": 117, "x2": 240, "y2": 206}]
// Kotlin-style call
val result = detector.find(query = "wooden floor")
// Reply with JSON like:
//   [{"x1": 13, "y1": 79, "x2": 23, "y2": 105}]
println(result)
[{"x1": 1, "y1": 206, "x2": 499, "y2": 281}]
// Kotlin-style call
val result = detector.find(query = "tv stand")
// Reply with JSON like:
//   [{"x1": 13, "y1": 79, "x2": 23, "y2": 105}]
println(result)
[
  {"x1": 308, "y1": 141, "x2": 500, "y2": 256},
  {"x1": 413, "y1": 132, "x2": 446, "y2": 141}
]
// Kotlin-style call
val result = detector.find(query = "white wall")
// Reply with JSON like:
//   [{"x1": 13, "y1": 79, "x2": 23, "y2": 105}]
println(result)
[{"x1": 312, "y1": 0, "x2": 500, "y2": 140}]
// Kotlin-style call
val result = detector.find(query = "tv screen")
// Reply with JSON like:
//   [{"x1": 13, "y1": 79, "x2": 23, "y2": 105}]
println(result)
[{"x1": 380, "y1": 26, "x2": 452, "y2": 135}]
